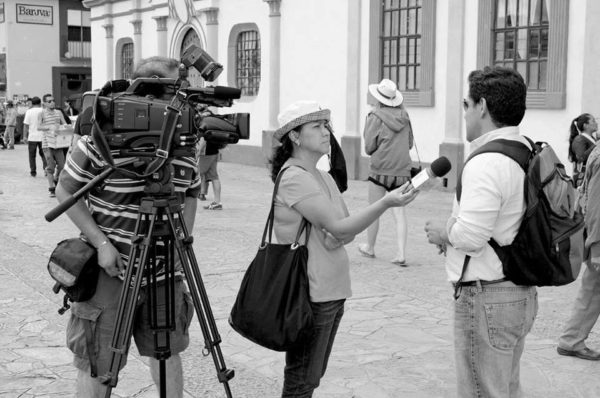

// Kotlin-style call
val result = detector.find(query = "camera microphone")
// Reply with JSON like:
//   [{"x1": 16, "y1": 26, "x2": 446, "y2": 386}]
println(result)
[
  {"x1": 209, "y1": 86, "x2": 242, "y2": 100},
  {"x1": 411, "y1": 156, "x2": 452, "y2": 189}
]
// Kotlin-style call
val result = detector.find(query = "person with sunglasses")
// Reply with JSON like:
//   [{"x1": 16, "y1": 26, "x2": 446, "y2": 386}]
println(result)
[
  {"x1": 425, "y1": 66, "x2": 537, "y2": 397},
  {"x1": 38, "y1": 94, "x2": 68, "y2": 197}
]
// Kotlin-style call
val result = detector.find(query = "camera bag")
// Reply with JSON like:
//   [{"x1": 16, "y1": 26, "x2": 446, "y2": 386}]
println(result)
[{"x1": 48, "y1": 238, "x2": 99, "y2": 314}]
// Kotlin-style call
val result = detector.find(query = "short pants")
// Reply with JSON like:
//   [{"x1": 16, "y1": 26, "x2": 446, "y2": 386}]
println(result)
[
  {"x1": 367, "y1": 173, "x2": 410, "y2": 192},
  {"x1": 197, "y1": 154, "x2": 219, "y2": 181},
  {"x1": 66, "y1": 270, "x2": 194, "y2": 377}
]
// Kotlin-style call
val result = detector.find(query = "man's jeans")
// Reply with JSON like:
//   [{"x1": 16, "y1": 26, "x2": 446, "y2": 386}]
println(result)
[
  {"x1": 559, "y1": 264, "x2": 600, "y2": 351},
  {"x1": 4, "y1": 126, "x2": 15, "y2": 148},
  {"x1": 282, "y1": 299, "x2": 345, "y2": 398},
  {"x1": 454, "y1": 281, "x2": 537, "y2": 398},
  {"x1": 43, "y1": 147, "x2": 65, "y2": 185},
  {"x1": 28, "y1": 141, "x2": 47, "y2": 175}
]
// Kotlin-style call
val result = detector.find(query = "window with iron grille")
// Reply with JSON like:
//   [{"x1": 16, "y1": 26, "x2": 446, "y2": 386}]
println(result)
[
  {"x1": 236, "y1": 30, "x2": 261, "y2": 97},
  {"x1": 493, "y1": 0, "x2": 549, "y2": 90},
  {"x1": 121, "y1": 43, "x2": 134, "y2": 80},
  {"x1": 477, "y1": 0, "x2": 568, "y2": 109},
  {"x1": 380, "y1": 0, "x2": 422, "y2": 91},
  {"x1": 67, "y1": 10, "x2": 91, "y2": 59}
]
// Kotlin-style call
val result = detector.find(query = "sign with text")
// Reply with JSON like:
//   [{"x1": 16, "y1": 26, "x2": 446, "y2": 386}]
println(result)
[
  {"x1": 16, "y1": 3, "x2": 52, "y2": 25},
  {"x1": 0, "y1": 3, "x2": 5, "y2": 23}
]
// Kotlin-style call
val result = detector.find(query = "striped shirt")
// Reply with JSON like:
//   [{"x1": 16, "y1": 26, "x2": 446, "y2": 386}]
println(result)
[
  {"x1": 40, "y1": 109, "x2": 63, "y2": 148},
  {"x1": 60, "y1": 136, "x2": 201, "y2": 278}
]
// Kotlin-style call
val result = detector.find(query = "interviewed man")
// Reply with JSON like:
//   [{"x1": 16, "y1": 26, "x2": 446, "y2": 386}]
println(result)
[
  {"x1": 424, "y1": 66, "x2": 538, "y2": 397},
  {"x1": 55, "y1": 57, "x2": 200, "y2": 397}
]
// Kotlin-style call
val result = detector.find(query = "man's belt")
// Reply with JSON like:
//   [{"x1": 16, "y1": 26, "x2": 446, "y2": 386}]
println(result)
[{"x1": 452, "y1": 277, "x2": 508, "y2": 288}]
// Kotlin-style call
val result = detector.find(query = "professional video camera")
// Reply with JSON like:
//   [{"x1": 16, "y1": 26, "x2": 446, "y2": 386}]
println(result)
[{"x1": 89, "y1": 44, "x2": 249, "y2": 161}]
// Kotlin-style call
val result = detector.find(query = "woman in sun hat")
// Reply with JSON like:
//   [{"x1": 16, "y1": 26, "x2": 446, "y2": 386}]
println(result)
[
  {"x1": 270, "y1": 100, "x2": 418, "y2": 396},
  {"x1": 358, "y1": 78, "x2": 414, "y2": 266}
]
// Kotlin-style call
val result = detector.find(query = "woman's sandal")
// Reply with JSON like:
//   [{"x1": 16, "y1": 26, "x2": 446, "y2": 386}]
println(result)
[
  {"x1": 391, "y1": 258, "x2": 408, "y2": 267},
  {"x1": 358, "y1": 244, "x2": 375, "y2": 258}
]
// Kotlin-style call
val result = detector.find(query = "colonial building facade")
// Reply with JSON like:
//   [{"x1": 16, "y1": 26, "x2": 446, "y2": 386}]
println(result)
[{"x1": 81, "y1": 0, "x2": 600, "y2": 188}]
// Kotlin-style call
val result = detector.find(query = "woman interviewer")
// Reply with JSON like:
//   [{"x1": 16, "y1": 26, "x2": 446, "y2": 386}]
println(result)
[{"x1": 270, "y1": 101, "x2": 418, "y2": 397}]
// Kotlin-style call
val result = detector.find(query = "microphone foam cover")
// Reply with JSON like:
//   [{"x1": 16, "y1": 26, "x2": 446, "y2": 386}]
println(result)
[{"x1": 430, "y1": 156, "x2": 452, "y2": 177}]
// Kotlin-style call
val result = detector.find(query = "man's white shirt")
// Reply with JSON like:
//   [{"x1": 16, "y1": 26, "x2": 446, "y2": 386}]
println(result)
[{"x1": 445, "y1": 126, "x2": 531, "y2": 282}]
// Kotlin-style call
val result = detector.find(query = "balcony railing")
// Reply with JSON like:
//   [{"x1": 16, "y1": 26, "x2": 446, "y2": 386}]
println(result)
[{"x1": 67, "y1": 41, "x2": 91, "y2": 59}]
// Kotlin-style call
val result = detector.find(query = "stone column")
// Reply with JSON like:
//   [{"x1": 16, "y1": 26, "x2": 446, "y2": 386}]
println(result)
[
  {"x1": 201, "y1": 8, "x2": 219, "y2": 60},
  {"x1": 103, "y1": 23, "x2": 114, "y2": 80},
  {"x1": 131, "y1": 19, "x2": 142, "y2": 66},
  {"x1": 341, "y1": 0, "x2": 362, "y2": 179},
  {"x1": 153, "y1": 16, "x2": 168, "y2": 57},
  {"x1": 581, "y1": 0, "x2": 600, "y2": 113},
  {"x1": 438, "y1": 0, "x2": 466, "y2": 190},
  {"x1": 262, "y1": 0, "x2": 282, "y2": 159}
]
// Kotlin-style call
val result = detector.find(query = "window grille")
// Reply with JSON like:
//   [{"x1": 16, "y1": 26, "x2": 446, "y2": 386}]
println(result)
[
  {"x1": 493, "y1": 0, "x2": 549, "y2": 90},
  {"x1": 236, "y1": 30, "x2": 261, "y2": 96},
  {"x1": 121, "y1": 43, "x2": 134, "y2": 80},
  {"x1": 380, "y1": 0, "x2": 422, "y2": 91}
]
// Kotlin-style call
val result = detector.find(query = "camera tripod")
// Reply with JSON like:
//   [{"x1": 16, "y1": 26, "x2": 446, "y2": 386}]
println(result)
[{"x1": 97, "y1": 170, "x2": 234, "y2": 398}]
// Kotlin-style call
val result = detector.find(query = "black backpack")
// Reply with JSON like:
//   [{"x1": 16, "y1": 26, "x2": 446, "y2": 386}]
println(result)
[{"x1": 456, "y1": 137, "x2": 585, "y2": 288}]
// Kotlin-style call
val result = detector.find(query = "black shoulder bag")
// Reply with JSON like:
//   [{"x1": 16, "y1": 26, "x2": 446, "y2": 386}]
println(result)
[
  {"x1": 229, "y1": 166, "x2": 314, "y2": 351},
  {"x1": 48, "y1": 237, "x2": 100, "y2": 314}
]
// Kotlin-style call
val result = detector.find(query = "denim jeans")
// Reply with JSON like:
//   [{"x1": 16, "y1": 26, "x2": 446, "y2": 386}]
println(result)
[
  {"x1": 454, "y1": 281, "x2": 537, "y2": 398},
  {"x1": 43, "y1": 147, "x2": 65, "y2": 185},
  {"x1": 28, "y1": 141, "x2": 47, "y2": 175},
  {"x1": 282, "y1": 299, "x2": 345, "y2": 398},
  {"x1": 559, "y1": 264, "x2": 600, "y2": 351},
  {"x1": 4, "y1": 126, "x2": 15, "y2": 148}
]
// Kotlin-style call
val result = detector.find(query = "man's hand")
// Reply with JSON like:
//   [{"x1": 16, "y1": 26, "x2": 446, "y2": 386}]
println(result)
[
  {"x1": 98, "y1": 241, "x2": 125, "y2": 278},
  {"x1": 424, "y1": 220, "x2": 447, "y2": 247}
]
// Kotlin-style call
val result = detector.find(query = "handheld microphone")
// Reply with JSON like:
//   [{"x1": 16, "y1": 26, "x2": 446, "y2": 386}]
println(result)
[{"x1": 411, "y1": 156, "x2": 452, "y2": 189}]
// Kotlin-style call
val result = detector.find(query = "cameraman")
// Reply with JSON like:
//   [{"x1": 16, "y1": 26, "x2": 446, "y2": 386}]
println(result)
[{"x1": 55, "y1": 57, "x2": 200, "y2": 397}]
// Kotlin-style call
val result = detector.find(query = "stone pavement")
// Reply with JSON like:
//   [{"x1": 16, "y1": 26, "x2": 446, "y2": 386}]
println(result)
[{"x1": 1, "y1": 143, "x2": 600, "y2": 397}]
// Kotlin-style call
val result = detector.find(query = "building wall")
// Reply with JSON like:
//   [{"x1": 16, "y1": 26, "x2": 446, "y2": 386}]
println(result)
[
  {"x1": 2, "y1": 0, "x2": 61, "y2": 99},
  {"x1": 1, "y1": 0, "x2": 91, "y2": 102},
  {"x1": 83, "y1": 0, "x2": 599, "y2": 183}
]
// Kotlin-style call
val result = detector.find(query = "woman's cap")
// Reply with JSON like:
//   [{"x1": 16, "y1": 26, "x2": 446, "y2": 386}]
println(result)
[
  {"x1": 273, "y1": 100, "x2": 331, "y2": 142},
  {"x1": 368, "y1": 78, "x2": 403, "y2": 107}
]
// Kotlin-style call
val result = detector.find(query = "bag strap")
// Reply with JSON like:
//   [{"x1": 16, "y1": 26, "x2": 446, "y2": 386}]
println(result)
[
  {"x1": 261, "y1": 166, "x2": 311, "y2": 247},
  {"x1": 409, "y1": 120, "x2": 421, "y2": 167},
  {"x1": 456, "y1": 138, "x2": 532, "y2": 202}
]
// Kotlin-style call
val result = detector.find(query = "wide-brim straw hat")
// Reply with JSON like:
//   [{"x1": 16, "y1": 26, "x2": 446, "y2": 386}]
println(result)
[
  {"x1": 273, "y1": 101, "x2": 331, "y2": 142},
  {"x1": 368, "y1": 78, "x2": 403, "y2": 107}
]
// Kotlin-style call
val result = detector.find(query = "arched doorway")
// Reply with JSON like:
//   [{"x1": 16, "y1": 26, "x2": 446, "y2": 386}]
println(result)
[{"x1": 180, "y1": 28, "x2": 203, "y2": 87}]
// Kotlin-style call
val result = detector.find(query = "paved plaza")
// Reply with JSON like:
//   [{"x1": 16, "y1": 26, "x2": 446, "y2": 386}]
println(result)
[{"x1": 1, "y1": 144, "x2": 600, "y2": 397}]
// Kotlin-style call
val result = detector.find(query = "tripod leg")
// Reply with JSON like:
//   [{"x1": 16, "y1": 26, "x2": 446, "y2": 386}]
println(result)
[
  {"x1": 165, "y1": 208, "x2": 234, "y2": 397},
  {"x1": 101, "y1": 214, "x2": 158, "y2": 397}
]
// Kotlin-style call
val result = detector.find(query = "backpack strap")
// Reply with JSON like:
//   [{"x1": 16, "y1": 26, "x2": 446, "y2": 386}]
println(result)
[
  {"x1": 456, "y1": 138, "x2": 532, "y2": 202},
  {"x1": 453, "y1": 137, "x2": 533, "y2": 298}
]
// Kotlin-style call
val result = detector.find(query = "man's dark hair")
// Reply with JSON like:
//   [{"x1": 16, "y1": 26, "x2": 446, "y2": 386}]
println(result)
[
  {"x1": 132, "y1": 56, "x2": 180, "y2": 79},
  {"x1": 31, "y1": 96, "x2": 41, "y2": 106},
  {"x1": 42, "y1": 93, "x2": 52, "y2": 103},
  {"x1": 468, "y1": 66, "x2": 527, "y2": 127}
]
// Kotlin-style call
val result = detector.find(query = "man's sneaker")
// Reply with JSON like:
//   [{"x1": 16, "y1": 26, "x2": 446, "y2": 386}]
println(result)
[
  {"x1": 199, "y1": 193, "x2": 207, "y2": 201},
  {"x1": 204, "y1": 202, "x2": 222, "y2": 210},
  {"x1": 49, "y1": 188, "x2": 56, "y2": 198}
]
